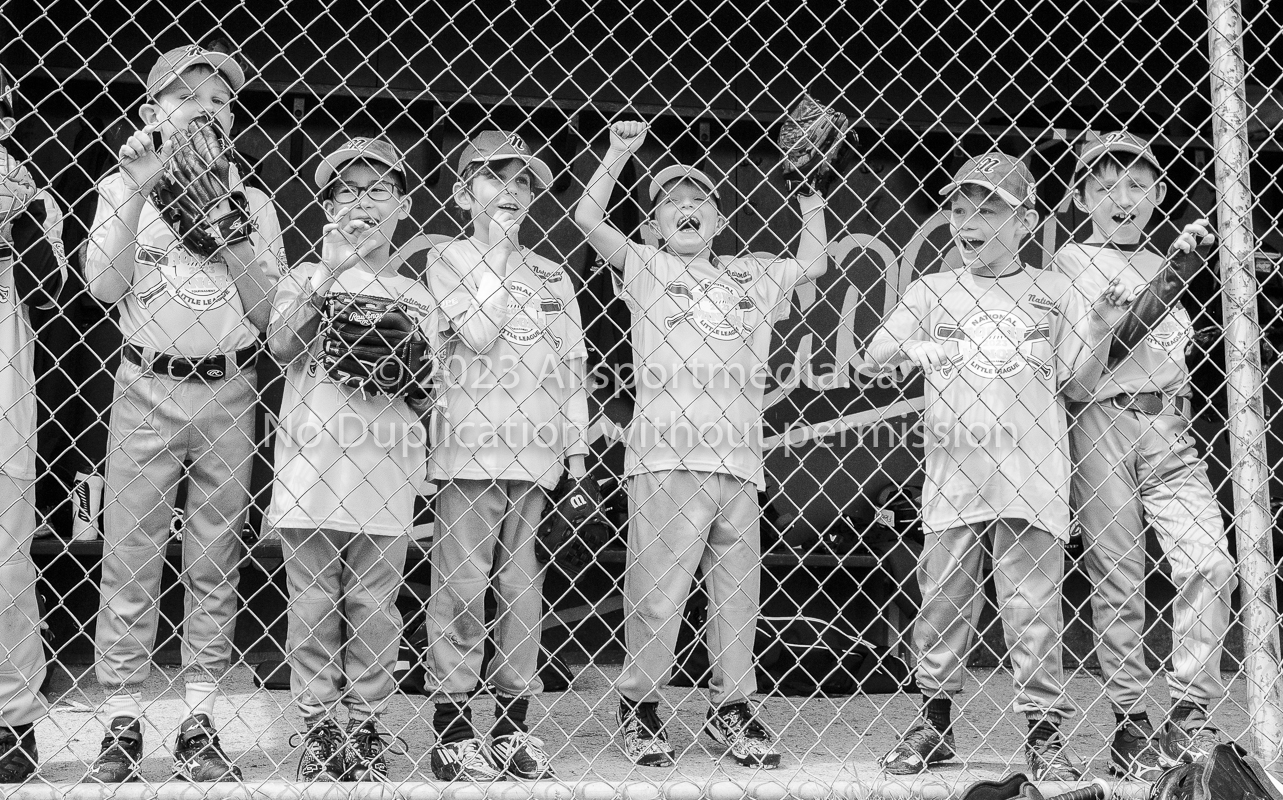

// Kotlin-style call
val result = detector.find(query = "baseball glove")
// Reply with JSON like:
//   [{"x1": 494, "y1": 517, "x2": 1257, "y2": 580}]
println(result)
[
  {"x1": 1150, "y1": 744, "x2": 1283, "y2": 800},
  {"x1": 778, "y1": 94, "x2": 855, "y2": 196},
  {"x1": 150, "y1": 117, "x2": 253, "y2": 259},
  {"x1": 536, "y1": 472, "x2": 610, "y2": 573},
  {"x1": 0, "y1": 146, "x2": 36, "y2": 243},
  {"x1": 321, "y1": 293, "x2": 432, "y2": 401}
]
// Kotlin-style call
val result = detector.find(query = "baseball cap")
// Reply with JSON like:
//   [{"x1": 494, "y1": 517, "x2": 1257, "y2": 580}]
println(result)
[
  {"x1": 649, "y1": 164, "x2": 720, "y2": 203},
  {"x1": 314, "y1": 137, "x2": 408, "y2": 191},
  {"x1": 457, "y1": 130, "x2": 553, "y2": 190},
  {"x1": 146, "y1": 45, "x2": 246, "y2": 99},
  {"x1": 0, "y1": 66, "x2": 14, "y2": 118},
  {"x1": 939, "y1": 153, "x2": 1036, "y2": 209},
  {"x1": 1076, "y1": 131, "x2": 1160, "y2": 174}
]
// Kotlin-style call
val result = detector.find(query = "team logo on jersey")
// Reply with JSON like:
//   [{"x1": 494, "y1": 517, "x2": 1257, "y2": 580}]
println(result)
[
  {"x1": 502, "y1": 280, "x2": 563, "y2": 348},
  {"x1": 1146, "y1": 312, "x2": 1192, "y2": 354},
  {"x1": 1026, "y1": 293, "x2": 1057, "y2": 314},
  {"x1": 137, "y1": 241, "x2": 237, "y2": 311},
  {"x1": 664, "y1": 280, "x2": 755, "y2": 340},
  {"x1": 529, "y1": 259, "x2": 564, "y2": 283},
  {"x1": 726, "y1": 267, "x2": 753, "y2": 285},
  {"x1": 935, "y1": 311, "x2": 1052, "y2": 379}
]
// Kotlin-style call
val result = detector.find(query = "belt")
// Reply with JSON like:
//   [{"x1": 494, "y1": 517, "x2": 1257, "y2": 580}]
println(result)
[
  {"x1": 124, "y1": 343, "x2": 258, "y2": 381},
  {"x1": 0, "y1": 244, "x2": 12, "y2": 260},
  {"x1": 1108, "y1": 392, "x2": 1191, "y2": 417}
]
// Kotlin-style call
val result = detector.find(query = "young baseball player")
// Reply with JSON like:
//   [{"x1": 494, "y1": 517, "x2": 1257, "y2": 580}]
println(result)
[
  {"x1": 267, "y1": 137, "x2": 435, "y2": 782},
  {"x1": 0, "y1": 64, "x2": 68, "y2": 784},
  {"x1": 82, "y1": 44, "x2": 284, "y2": 783},
  {"x1": 1055, "y1": 133, "x2": 1227, "y2": 779},
  {"x1": 422, "y1": 130, "x2": 590, "y2": 781},
  {"x1": 866, "y1": 153, "x2": 1131, "y2": 780},
  {"x1": 574, "y1": 120, "x2": 830, "y2": 769}
]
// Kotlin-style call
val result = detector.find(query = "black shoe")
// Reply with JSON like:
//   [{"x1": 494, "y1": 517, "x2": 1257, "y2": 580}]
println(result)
[
  {"x1": 1160, "y1": 706, "x2": 1222, "y2": 765},
  {"x1": 172, "y1": 714, "x2": 241, "y2": 782},
  {"x1": 491, "y1": 731, "x2": 557, "y2": 780},
  {"x1": 0, "y1": 726, "x2": 38, "y2": 783},
  {"x1": 1110, "y1": 718, "x2": 1163, "y2": 780},
  {"x1": 1026, "y1": 730, "x2": 1084, "y2": 781},
  {"x1": 84, "y1": 716, "x2": 143, "y2": 783},
  {"x1": 344, "y1": 718, "x2": 400, "y2": 782},
  {"x1": 616, "y1": 701, "x2": 675, "y2": 767},
  {"x1": 295, "y1": 718, "x2": 346, "y2": 782},
  {"x1": 880, "y1": 723, "x2": 956, "y2": 775},
  {"x1": 704, "y1": 701, "x2": 781, "y2": 768}
]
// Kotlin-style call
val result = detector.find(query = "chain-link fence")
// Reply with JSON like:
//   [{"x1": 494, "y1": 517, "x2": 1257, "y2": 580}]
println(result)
[{"x1": 1, "y1": 0, "x2": 1282, "y2": 794}]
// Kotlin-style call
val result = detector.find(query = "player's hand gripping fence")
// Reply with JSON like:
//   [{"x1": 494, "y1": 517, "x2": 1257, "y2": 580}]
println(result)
[{"x1": 0, "y1": 0, "x2": 1282, "y2": 793}]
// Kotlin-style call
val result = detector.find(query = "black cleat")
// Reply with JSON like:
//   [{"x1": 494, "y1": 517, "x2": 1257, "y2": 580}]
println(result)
[
  {"x1": 172, "y1": 714, "x2": 241, "y2": 782},
  {"x1": 295, "y1": 718, "x2": 346, "y2": 782},
  {"x1": 0, "y1": 726, "x2": 38, "y2": 783},
  {"x1": 84, "y1": 716, "x2": 143, "y2": 783}
]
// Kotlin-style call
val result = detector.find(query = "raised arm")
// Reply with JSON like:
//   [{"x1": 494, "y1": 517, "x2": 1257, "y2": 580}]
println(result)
[
  {"x1": 795, "y1": 192, "x2": 829, "y2": 281},
  {"x1": 85, "y1": 126, "x2": 169, "y2": 304},
  {"x1": 574, "y1": 121, "x2": 649, "y2": 270},
  {"x1": 1108, "y1": 221, "x2": 1215, "y2": 360}
]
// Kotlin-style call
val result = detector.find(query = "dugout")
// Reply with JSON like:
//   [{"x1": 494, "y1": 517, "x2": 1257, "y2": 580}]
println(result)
[{"x1": 3, "y1": 0, "x2": 1283, "y2": 676}]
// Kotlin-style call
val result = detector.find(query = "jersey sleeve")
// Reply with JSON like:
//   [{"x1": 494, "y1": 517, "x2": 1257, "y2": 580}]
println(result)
[
  {"x1": 762, "y1": 256, "x2": 804, "y2": 323},
  {"x1": 83, "y1": 173, "x2": 133, "y2": 298},
  {"x1": 866, "y1": 279, "x2": 932, "y2": 366},
  {"x1": 617, "y1": 242, "x2": 662, "y2": 312},
  {"x1": 247, "y1": 188, "x2": 288, "y2": 282},
  {"x1": 1054, "y1": 276, "x2": 1112, "y2": 399}
]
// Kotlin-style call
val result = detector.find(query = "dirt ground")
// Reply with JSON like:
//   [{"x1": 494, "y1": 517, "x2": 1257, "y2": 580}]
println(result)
[{"x1": 8, "y1": 662, "x2": 1270, "y2": 797}]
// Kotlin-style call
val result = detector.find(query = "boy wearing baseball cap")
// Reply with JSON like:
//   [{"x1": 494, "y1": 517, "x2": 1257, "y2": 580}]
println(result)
[
  {"x1": 867, "y1": 153, "x2": 1129, "y2": 779},
  {"x1": 267, "y1": 136, "x2": 437, "y2": 781},
  {"x1": 574, "y1": 120, "x2": 830, "y2": 769},
  {"x1": 421, "y1": 130, "x2": 589, "y2": 781},
  {"x1": 83, "y1": 43, "x2": 284, "y2": 783},
  {"x1": 0, "y1": 64, "x2": 68, "y2": 784},
  {"x1": 1055, "y1": 132, "x2": 1228, "y2": 779}
]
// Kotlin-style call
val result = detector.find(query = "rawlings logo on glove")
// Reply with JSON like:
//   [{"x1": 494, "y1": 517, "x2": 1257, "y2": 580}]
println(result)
[
  {"x1": 150, "y1": 116, "x2": 255, "y2": 259},
  {"x1": 321, "y1": 293, "x2": 433, "y2": 402},
  {"x1": 536, "y1": 473, "x2": 612, "y2": 573},
  {"x1": 778, "y1": 94, "x2": 856, "y2": 197}
]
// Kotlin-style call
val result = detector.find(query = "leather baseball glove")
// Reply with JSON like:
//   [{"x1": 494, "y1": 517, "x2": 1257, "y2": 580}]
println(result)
[
  {"x1": 150, "y1": 117, "x2": 254, "y2": 258},
  {"x1": 778, "y1": 94, "x2": 855, "y2": 196},
  {"x1": 0, "y1": 146, "x2": 36, "y2": 244},
  {"x1": 321, "y1": 293, "x2": 432, "y2": 401},
  {"x1": 536, "y1": 472, "x2": 610, "y2": 573}
]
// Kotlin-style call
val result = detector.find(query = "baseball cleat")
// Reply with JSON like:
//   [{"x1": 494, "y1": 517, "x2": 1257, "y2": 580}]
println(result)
[
  {"x1": 0, "y1": 726, "x2": 38, "y2": 783},
  {"x1": 429, "y1": 738, "x2": 503, "y2": 782},
  {"x1": 617, "y1": 701, "x2": 675, "y2": 767},
  {"x1": 295, "y1": 718, "x2": 345, "y2": 782},
  {"x1": 1159, "y1": 706, "x2": 1222, "y2": 766},
  {"x1": 172, "y1": 714, "x2": 241, "y2": 782},
  {"x1": 880, "y1": 723, "x2": 955, "y2": 774},
  {"x1": 1026, "y1": 730, "x2": 1084, "y2": 782},
  {"x1": 83, "y1": 716, "x2": 143, "y2": 783},
  {"x1": 1110, "y1": 718, "x2": 1164, "y2": 780},
  {"x1": 704, "y1": 701, "x2": 781, "y2": 768},
  {"x1": 491, "y1": 731, "x2": 557, "y2": 780}
]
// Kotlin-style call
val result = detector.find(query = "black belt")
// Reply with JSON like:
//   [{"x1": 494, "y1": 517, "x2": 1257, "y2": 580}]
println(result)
[
  {"x1": 1108, "y1": 392, "x2": 1190, "y2": 417},
  {"x1": 0, "y1": 244, "x2": 12, "y2": 260},
  {"x1": 124, "y1": 343, "x2": 258, "y2": 381}
]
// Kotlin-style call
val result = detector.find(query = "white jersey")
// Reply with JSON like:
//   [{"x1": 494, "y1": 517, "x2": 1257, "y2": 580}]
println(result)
[
  {"x1": 1054, "y1": 242, "x2": 1191, "y2": 399},
  {"x1": 267, "y1": 262, "x2": 439, "y2": 536},
  {"x1": 428, "y1": 238, "x2": 589, "y2": 489},
  {"x1": 85, "y1": 171, "x2": 286, "y2": 357},
  {"x1": 1, "y1": 212, "x2": 67, "y2": 479},
  {"x1": 618, "y1": 245, "x2": 803, "y2": 490},
  {"x1": 868, "y1": 266, "x2": 1109, "y2": 540}
]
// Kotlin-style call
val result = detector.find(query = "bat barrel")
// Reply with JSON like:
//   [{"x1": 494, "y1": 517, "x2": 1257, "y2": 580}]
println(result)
[{"x1": 1046, "y1": 780, "x2": 1110, "y2": 800}]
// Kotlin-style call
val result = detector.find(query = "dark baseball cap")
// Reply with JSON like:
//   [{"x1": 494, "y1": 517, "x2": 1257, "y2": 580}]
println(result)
[
  {"x1": 940, "y1": 153, "x2": 1036, "y2": 209},
  {"x1": 314, "y1": 137, "x2": 408, "y2": 191},
  {"x1": 147, "y1": 45, "x2": 246, "y2": 99},
  {"x1": 457, "y1": 130, "x2": 553, "y2": 190},
  {"x1": 1077, "y1": 131, "x2": 1161, "y2": 175}
]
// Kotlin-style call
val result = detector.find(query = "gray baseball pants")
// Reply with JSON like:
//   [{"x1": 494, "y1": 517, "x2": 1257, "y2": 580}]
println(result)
[
  {"x1": 0, "y1": 475, "x2": 47, "y2": 727},
  {"x1": 94, "y1": 359, "x2": 255, "y2": 692},
  {"x1": 617, "y1": 470, "x2": 760, "y2": 708},
  {"x1": 424, "y1": 479, "x2": 547, "y2": 702},
  {"x1": 1069, "y1": 401, "x2": 1236, "y2": 712},
  {"x1": 279, "y1": 528, "x2": 408, "y2": 721},
  {"x1": 914, "y1": 518, "x2": 1075, "y2": 720}
]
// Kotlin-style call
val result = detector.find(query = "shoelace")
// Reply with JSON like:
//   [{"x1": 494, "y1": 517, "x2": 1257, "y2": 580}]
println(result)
[
  {"x1": 349, "y1": 724, "x2": 409, "y2": 759},
  {"x1": 290, "y1": 722, "x2": 345, "y2": 780},
  {"x1": 634, "y1": 705, "x2": 666, "y2": 737},
  {"x1": 499, "y1": 733, "x2": 552, "y2": 772},
  {"x1": 900, "y1": 725, "x2": 944, "y2": 752},
  {"x1": 719, "y1": 705, "x2": 770, "y2": 740}
]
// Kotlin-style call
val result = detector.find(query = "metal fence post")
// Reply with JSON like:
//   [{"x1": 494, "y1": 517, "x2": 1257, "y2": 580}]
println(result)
[{"x1": 1206, "y1": 0, "x2": 1283, "y2": 765}]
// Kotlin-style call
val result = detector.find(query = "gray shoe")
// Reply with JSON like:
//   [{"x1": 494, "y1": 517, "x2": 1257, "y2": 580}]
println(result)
[{"x1": 881, "y1": 724, "x2": 955, "y2": 775}]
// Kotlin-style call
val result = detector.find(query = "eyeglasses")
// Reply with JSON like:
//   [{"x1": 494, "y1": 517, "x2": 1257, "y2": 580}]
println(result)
[{"x1": 332, "y1": 181, "x2": 400, "y2": 204}]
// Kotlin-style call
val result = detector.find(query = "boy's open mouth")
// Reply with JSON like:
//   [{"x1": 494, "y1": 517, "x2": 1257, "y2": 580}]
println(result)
[
  {"x1": 676, "y1": 216, "x2": 701, "y2": 233},
  {"x1": 496, "y1": 202, "x2": 521, "y2": 214},
  {"x1": 1111, "y1": 212, "x2": 1137, "y2": 224},
  {"x1": 957, "y1": 235, "x2": 985, "y2": 253}
]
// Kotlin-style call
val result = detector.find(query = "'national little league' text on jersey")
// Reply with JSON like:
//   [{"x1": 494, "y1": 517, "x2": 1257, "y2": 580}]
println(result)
[
  {"x1": 618, "y1": 245, "x2": 803, "y2": 490},
  {"x1": 870, "y1": 266, "x2": 1109, "y2": 540}
]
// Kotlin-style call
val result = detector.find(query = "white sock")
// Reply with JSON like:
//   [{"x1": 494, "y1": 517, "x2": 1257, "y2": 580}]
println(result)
[
  {"x1": 100, "y1": 691, "x2": 143, "y2": 729},
  {"x1": 184, "y1": 681, "x2": 218, "y2": 721}
]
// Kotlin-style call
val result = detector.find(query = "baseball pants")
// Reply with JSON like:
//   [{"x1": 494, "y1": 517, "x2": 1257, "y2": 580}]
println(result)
[
  {"x1": 1069, "y1": 402, "x2": 1236, "y2": 712},
  {"x1": 425, "y1": 479, "x2": 547, "y2": 702},
  {"x1": 0, "y1": 474, "x2": 47, "y2": 727},
  {"x1": 94, "y1": 359, "x2": 255, "y2": 692},
  {"x1": 914, "y1": 518, "x2": 1075, "y2": 720},
  {"x1": 617, "y1": 470, "x2": 760, "y2": 708},
  {"x1": 279, "y1": 528, "x2": 408, "y2": 722}
]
